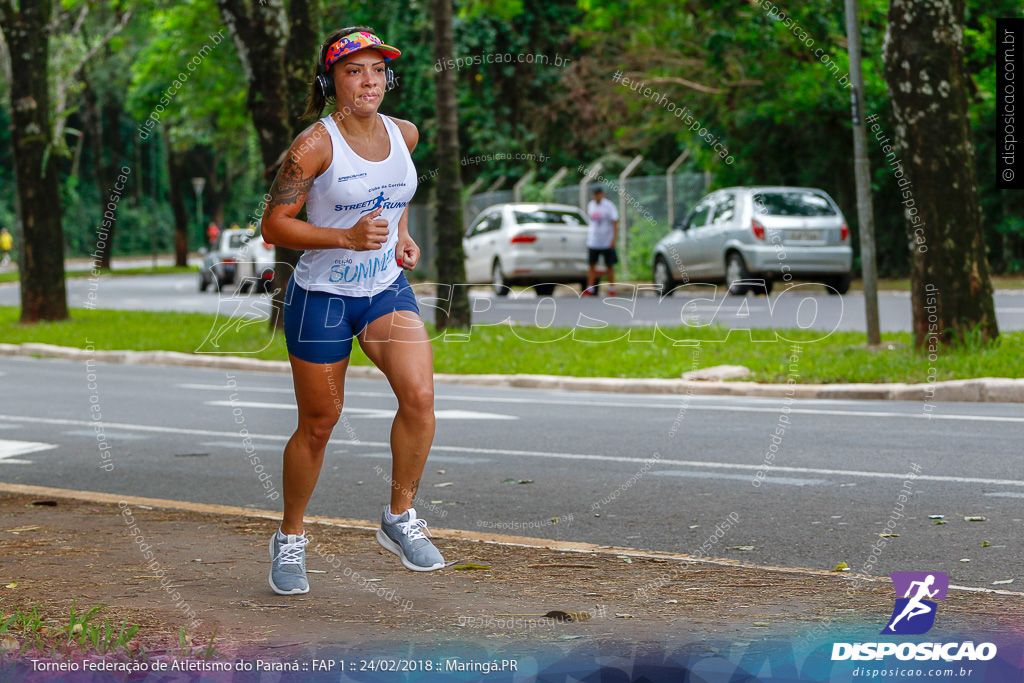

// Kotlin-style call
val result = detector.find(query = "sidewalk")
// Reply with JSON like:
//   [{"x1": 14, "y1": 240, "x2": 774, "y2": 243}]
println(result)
[{"x1": 1, "y1": 485, "x2": 1019, "y2": 660}]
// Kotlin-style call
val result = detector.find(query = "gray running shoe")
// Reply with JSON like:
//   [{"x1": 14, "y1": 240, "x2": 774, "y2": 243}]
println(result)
[
  {"x1": 376, "y1": 506, "x2": 445, "y2": 572},
  {"x1": 268, "y1": 530, "x2": 310, "y2": 595}
]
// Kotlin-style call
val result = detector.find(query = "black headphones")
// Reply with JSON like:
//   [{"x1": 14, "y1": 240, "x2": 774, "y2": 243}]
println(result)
[{"x1": 316, "y1": 37, "x2": 396, "y2": 100}]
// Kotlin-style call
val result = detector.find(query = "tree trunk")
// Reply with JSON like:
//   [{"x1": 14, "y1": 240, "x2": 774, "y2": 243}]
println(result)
[
  {"x1": 217, "y1": 0, "x2": 308, "y2": 329},
  {"x1": 82, "y1": 62, "x2": 125, "y2": 270},
  {"x1": 0, "y1": 0, "x2": 68, "y2": 322},
  {"x1": 167, "y1": 144, "x2": 192, "y2": 267},
  {"x1": 432, "y1": 0, "x2": 470, "y2": 330},
  {"x1": 882, "y1": 0, "x2": 998, "y2": 347}
]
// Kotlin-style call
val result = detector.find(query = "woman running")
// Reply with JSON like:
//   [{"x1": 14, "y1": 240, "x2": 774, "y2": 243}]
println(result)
[{"x1": 261, "y1": 27, "x2": 443, "y2": 596}]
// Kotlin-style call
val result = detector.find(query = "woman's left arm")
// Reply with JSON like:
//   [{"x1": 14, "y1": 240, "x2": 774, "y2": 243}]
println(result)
[{"x1": 391, "y1": 117, "x2": 420, "y2": 269}]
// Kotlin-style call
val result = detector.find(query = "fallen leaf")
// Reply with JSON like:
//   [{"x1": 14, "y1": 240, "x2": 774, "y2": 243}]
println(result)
[
  {"x1": 6, "y1": 526, "x2": 39, "y2": 534},
  {"x1": 71, "y1": 624, "x2": 83, "y2": 635},
  {"x1": 982, "y1": 541, "x2": 992, "y2": 548},
  {"x1": 616, "y1": 555, "x2": 632, "y2": 564},
  {"x1": 934, "y1": 520, "x2": 948, "y2": 525},
  {"x1": 752, "y1": 622, "x2": 771, "y2": 627},
  {"x1": 615, "y1": 613, "x2": 634, "y2": 618},
  {"x1": 434, "y1": 482, "x2": 454, "y2": 488},
  {"x1": 688, "y1": 525, "x2": 700, "y2": 529},
  {"x1": 453, "y1": 564, "x2": 491, "y2": 570},
  {"x1": 0, "y1": 636, "x2": 19, "y2": 652},
  {"x1": 307, "y1": 570, "x2": 327, "y2": 574},
  {"x1": 964, "y1": 516, "x2": 986, "y2": 522},
  {"x1": 4, "y1": 582, "x2": 15, "y2": 589},
  {"x1": 431, "y1": 500, "x2": 443, "y2": 504},
  {"x1": 960, "y1": 558, "x2": 971, "y2": 563},
  {"x1": 665, "y1": 599, "x2": 678, "y2": 604},
  {"x1": 878, "y1": 533, "x2": 900, "y2": 538},
  {"x1": 558, "y1": 635, "x2": 582, "y2": 640},
  {"x1": 437, "y1": 470, "x2": 445, "y2": 474},
  {"x1": 993, "y1": 579, "x2": 1014, "y2": 585},
  {"x1": 728, "y1": 546, "x2": 755, "y2": 551},
  {"x1": 832, "y1": 562, "x2": 850, "y2": 572},
  {"x1": 928, "y1": 515, "x2": 944, "y2": 519}
]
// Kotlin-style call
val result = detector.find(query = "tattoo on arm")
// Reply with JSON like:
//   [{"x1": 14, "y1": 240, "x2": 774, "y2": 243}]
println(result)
[{"x1": 266, "y1": 154, "x2": 315, "y2": 215}]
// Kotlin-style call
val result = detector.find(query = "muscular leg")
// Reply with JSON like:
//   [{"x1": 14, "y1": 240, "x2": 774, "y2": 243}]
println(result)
[
  {"x1": 358, "y1": 310, "x2": 435, "y2": 515},
  {"x1": 281, "y1": 354, "x2": 349, "y2": 534}
]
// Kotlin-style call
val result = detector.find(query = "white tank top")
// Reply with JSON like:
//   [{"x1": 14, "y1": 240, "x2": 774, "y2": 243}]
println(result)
[{"x1": 292, "y1": 112, "x2": 418, "y2": 296}]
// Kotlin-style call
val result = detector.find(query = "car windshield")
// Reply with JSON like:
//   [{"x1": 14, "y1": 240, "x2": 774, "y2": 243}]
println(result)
[
  {"x1": 228, "y1": 234, "x2": 250, "y2": 249},
  {"x1": 753, "y1": 191, "x2": 836, "y2": 217},
  {"x1": 514, "y1": 210, "x2": 586, "y2": 226}
]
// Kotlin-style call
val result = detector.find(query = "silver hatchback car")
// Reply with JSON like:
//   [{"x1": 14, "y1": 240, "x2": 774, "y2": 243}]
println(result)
[{"x1": 652, "y1": 186, "x2": 853, "y2": 295}]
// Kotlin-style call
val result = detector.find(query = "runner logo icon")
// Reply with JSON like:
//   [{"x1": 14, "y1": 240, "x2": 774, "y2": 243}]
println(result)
[{"x1": 881, "y1": 571, "x2": 949, "y2": 635}]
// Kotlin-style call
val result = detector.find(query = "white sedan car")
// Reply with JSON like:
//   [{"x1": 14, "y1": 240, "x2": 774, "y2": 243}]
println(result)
[
  {"x1": 463, "y1": 203, "x2": 596, "y2": 296},
  {"x1": 234, "y1": 231, "x2": 276, "y2": 294}
]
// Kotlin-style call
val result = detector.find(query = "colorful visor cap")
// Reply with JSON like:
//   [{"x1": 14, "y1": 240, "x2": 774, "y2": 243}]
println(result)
[{"x1": 325, "y1": 32, "x2": 401, "y2": 70}]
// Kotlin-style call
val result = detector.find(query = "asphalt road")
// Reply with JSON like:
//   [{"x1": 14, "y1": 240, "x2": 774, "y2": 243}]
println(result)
[
  {"x1": 2, "y1": 356, "x2": 1021, "y2": 590},
  {"x1": 3, "y1": 273, "x2": 1024, "y2": 332}
]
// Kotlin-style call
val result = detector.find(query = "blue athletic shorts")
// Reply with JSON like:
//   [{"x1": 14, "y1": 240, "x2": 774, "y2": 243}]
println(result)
[{"x1": 283, "y1": 271, "x2": 420, "y2": 364}]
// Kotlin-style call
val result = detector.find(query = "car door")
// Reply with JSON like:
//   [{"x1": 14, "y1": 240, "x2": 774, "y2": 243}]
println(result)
[
  {"x1": 703, "y1": 191, "x2": 737, "y2": 278},
  {"x1": 463, "y1": 209, "x2": 500, "y2": 282},
  {"x1": 680, "y1": 195, "x2": 717, "y2": 276}
]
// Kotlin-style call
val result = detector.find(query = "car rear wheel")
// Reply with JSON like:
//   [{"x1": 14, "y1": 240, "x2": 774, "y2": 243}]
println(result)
[
  {"x1": 726, "y1": 253, "x2": 751, "y2": 296},
  {"x1": 752, "y1": 278, "x2": 774, "y2": 296},
  {"x1": 492, "y1": 260, "x2": 509, "y2": 297},
  {"x1": 824, "y1": 273, "x2": 852, "y2": 295},
  {"x1": 532, "y1": 283, "x2": 555, "y2": 296},
  {"x1": 653, "y1": 256, "x2": 677, "y2": 296}
]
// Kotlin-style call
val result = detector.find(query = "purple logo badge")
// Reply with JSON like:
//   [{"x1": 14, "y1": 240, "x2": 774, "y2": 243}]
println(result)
[{"x1": 881, "y1": 571, "x2": 949, "y2": 635}]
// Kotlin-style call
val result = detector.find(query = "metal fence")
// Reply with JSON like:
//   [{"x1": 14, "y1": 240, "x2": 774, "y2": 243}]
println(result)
[{"x1": 407, "y1": 171, "x2": 709, "y2": 280}]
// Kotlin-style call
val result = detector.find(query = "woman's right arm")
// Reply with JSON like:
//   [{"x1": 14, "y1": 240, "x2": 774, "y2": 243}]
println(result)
[{"x1": 261, "y1": 123, "x2": 389, "y2": 251}]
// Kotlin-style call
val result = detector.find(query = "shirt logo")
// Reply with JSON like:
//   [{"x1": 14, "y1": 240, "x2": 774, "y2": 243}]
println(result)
[
  {"x1": 334, "y1": 191, "x2": 409, "y2": 213},
  {"x1": 337, "y1": 173, "x2": 367, "y2": 183}
]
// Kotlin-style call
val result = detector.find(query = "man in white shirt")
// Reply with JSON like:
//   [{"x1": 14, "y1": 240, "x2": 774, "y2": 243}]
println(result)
[{"x1": 584, "y1": 187, "x2": 619, "y2": 296}]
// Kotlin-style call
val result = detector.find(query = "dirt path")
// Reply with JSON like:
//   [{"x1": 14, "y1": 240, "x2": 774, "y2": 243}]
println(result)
[{"x1": 1, "y1": 491, "x2": 1019, "y2": 661}]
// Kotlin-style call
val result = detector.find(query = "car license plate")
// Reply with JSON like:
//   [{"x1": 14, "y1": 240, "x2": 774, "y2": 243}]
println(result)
[{"x1": 788, "y1": 230, "x2": 822, "y2": 242}]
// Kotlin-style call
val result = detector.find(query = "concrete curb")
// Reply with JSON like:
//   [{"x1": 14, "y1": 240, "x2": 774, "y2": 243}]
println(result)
[
  {"x1": 3, "y1": 481, "x2": 1021, "y2": 598},
  {"x1": 2, "y1": 342, "x2": 1022, "y2": 402}
]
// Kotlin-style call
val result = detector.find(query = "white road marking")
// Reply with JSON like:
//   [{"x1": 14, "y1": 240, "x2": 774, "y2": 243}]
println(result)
[
  {"x1": 202, "y1": 400, "x2": 517, "y2": 420},
  {"x1": 984, "y1": 492, "x2": 1024, "y2": 499},
  {"x1": 62, "y1": 430, "x2": 150, "y2": 440},
  {"x1": 175, "y1": 383, "x2": 1021, "y2": 420},
  {"x1": 343, "y1": 451, "x2": 491, "y2": 464},
  {"x1": 0, "y1": 439, "x2": 57, "y2": 464},
  {"x1": 650, "y1": 470, "x2": 827, "y2": 486},
  {"x1": 0, "y1": 413, "x2": 1018, "y2": 487}
]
